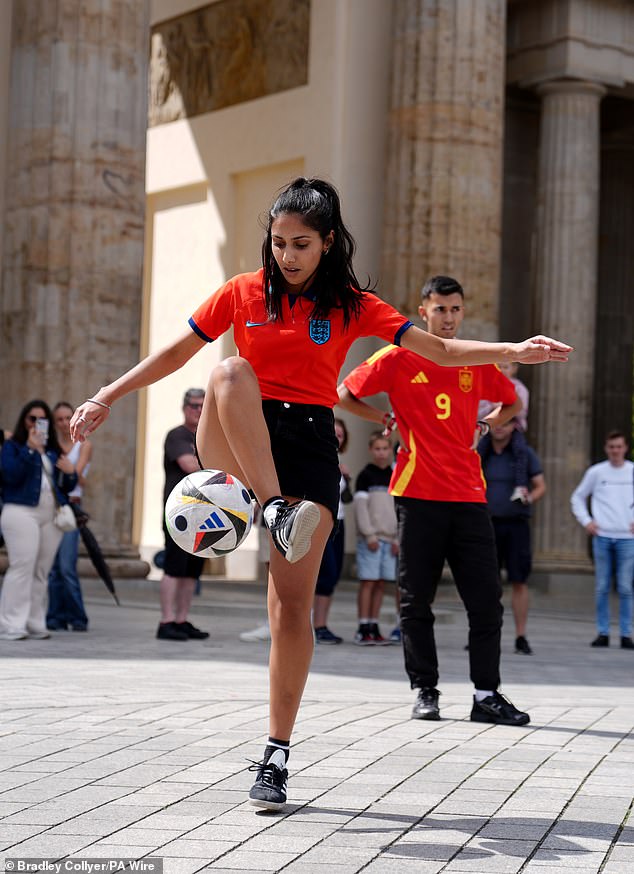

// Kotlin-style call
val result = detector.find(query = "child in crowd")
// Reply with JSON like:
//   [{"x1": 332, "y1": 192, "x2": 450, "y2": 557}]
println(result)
[{"x1": 353, "y1": 432, "x2": 399, "y2": 645}]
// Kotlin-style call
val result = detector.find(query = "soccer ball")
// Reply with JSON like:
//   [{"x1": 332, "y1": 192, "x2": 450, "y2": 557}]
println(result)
[{"x1": 165, "y1": 469, "x2": 253, "y2": 557}]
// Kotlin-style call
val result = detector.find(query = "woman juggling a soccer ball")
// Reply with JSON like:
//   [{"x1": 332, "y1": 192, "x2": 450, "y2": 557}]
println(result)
[{"x1": 71, "y1": 177, "x2": 571, "y2": 810}]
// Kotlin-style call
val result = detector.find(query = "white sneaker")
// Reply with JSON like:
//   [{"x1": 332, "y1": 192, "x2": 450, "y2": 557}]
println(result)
[
  {"x1": 0, "y1": 630, "x2": 28, "y2": 641},
  {"x1": 240, "y1": 623, "x2": 271, "y2": 643}
]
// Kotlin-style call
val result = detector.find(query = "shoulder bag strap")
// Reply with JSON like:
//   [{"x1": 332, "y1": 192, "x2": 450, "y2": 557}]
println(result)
[{"x1": 40, "y1": 454, "x2": 62, "y2": 509}]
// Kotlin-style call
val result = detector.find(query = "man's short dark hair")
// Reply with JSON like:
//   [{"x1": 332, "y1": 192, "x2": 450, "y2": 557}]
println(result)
[
  {"x1": 183, "y1": 388, "x2": 205, "y2": 406},
  {"x1": 421, "y1": 275, "x2": 464, "y2": 301},
  {"x1": 605, "y1": 430, "x2": 627, "y2": 444}
]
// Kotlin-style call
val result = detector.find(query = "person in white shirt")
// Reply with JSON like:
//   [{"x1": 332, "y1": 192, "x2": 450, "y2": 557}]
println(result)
[{"x1": 571, "y1": 430, "x2": 634, "y2": 649}]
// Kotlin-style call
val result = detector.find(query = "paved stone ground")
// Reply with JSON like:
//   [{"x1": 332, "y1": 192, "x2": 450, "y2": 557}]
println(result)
[{"x1": 0, "y1": 578, "x2": 632, "y2": 874}]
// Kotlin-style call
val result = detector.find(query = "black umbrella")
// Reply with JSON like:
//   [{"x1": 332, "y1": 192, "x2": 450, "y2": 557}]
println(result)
[{"x1": 70, "y1": 506, "x2": 120, "y2": 606}]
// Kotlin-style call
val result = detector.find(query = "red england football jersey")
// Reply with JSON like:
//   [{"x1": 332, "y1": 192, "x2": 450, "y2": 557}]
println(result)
[
  {"x1": 343, "y1": 345, "x2": 517, "y2": 502},
  {"x1": 189, "y1": 270, "x2": 412, "y2": 407}
]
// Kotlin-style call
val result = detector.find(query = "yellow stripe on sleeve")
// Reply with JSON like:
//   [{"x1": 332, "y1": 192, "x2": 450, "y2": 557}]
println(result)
[{"x1": 364, "y1": 344, "x2": 396, "y2": 367}]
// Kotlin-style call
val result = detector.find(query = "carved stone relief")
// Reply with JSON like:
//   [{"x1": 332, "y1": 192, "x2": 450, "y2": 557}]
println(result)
[{"x1": 149, "y1": 0, "x2": 310, "y2": 125}]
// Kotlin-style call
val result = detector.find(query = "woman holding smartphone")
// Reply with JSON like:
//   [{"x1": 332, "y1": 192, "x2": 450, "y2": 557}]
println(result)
[{"x1": 0, "y1": 400, "x2": 77, "y2": 640}]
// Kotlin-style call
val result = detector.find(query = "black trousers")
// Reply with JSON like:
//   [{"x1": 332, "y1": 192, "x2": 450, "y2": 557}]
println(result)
[{"x1": 395, "y1": 497, "x2": 503, "y2": 691}]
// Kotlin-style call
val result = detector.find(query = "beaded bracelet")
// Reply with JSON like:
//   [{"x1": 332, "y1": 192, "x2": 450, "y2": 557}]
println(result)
[{"x1": 86, "y1": 398, "x2": 112, "y2": 411}]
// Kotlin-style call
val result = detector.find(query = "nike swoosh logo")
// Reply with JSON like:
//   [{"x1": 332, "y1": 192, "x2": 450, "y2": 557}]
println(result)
[{"x1": 246, "y1": 320, "x2": 269, "y2": 328}]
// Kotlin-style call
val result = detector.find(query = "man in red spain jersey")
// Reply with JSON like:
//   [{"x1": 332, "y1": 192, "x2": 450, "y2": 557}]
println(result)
[{"x1": 338, "y1": 275, "x2": 530, "y2": 726}]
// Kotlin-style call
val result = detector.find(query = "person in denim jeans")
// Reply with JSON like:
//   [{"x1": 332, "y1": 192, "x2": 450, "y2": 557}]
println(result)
[
  {"x1": 47, "y1": 403, "x2": 92, "y2": 632},
  {"x1": 571, "y1": 430, "x2": 634, "y2": 649}
]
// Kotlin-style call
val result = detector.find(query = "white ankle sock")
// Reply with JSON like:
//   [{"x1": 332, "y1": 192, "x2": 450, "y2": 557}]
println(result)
[
  {"x1": 474, "y1": 689, "x2": 494, "y2": 702},
  {"x1": 262, "y1": 498, "x2": 285, "y2": 527},
  {"x1": 264, "y1": 738, "x2": 289, "y2": 765}
]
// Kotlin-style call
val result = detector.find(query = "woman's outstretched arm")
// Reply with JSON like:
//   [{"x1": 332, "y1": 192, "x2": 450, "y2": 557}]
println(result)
[
  {"x1": 401, "y1": 325, "x2": 572, "y2": 366},
  {"x1": 70, "y1": 330, "x2": 206, "y2": 441}
]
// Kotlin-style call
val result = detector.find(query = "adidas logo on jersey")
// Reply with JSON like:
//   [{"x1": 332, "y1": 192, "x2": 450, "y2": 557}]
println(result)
[{"x1": 411, "y1": 371, "x2": 429, "y2": 384}]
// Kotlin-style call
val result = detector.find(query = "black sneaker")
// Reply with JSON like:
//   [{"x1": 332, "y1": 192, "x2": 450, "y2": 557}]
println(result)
[
  {"x1": 470, "y1": 691, "x2": 530, "y2": 726},
  {"x1": 248, "y1": 749, "x2": 288, "y2": 810},
  {"x1": 412, "y1": 687, "x2": 441, "y2": 721},
  {"x1": 369, "y1": 623, "x2": 391, "y2": 646},
  {"x1": 265, "y1": 500, "x2": 320, "y2": 564},
  {"x1": 621, "y1": 637, "x2": 634, "y2": 649},
  {"x1": 156, "y1": 621, "x2": 188, "y2": 641},
  {"x1": 353, "y1": 624, "x2": 375, "y2": 646},
  {"x1": 314, "y1": 626, "x2": 343, "y2": 645},
  {"x1": 591, "y1": 634, "x2": 609, "y2": 647},
  {"x1": 515, "y1": 635, "x2": 533, "y2": 655},
  {"x1": 174, "y1": 621, "x2": 209, "y2": 640}
]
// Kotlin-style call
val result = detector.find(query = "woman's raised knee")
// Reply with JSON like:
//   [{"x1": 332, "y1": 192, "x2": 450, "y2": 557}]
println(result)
[{"x1": 211, "y1": 356, "x2": 257, "y2": 391}]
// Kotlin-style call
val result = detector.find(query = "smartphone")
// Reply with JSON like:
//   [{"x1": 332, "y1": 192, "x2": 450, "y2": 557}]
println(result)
[{"x1": 35, "y1": 418, "x2": 49, "y2": 442}]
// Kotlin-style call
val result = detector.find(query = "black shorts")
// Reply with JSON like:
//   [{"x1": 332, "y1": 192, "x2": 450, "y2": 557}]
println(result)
[
  {"x1": 263, "y1": 400, "x2": 340, "y2": 523},
  {"x1": 163, "y1": 523, "x2": 205, "y2": 579},
  {"x1": 492, "y1": 516, "x2": 532, "y2": 583}
]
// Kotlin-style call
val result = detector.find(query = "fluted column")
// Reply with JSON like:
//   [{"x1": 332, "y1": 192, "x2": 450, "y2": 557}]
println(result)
[
  {"x1": 0, "y1": 1, "x2": 149, "y2": 553},
  {"x1": 592, "y1": 136, "x2": 634, "y2": 458},
  {"x1": 382, "y1": 0, "x2": 506, "y2": 336},
  {"x1": 531, "y1": 80, "x2": 606, "y2": 564}
]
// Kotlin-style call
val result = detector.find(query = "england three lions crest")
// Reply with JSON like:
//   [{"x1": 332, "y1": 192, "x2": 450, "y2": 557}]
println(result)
[
  {"x1": 309, "y1": 319, "x2": 331, "y2": 345},
  {"x1": 458, "y1": 368, "x2": 473, "y2": 392}
]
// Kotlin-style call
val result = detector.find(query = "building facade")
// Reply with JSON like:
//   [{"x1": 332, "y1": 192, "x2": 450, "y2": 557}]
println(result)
[{"x1": 1, "y1": 0, "x2": 632, "y2": 577}]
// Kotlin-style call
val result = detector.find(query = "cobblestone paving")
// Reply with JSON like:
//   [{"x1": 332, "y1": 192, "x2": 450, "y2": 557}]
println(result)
[{"x1": 0, "y1": 580, "x2": 632, "y2": 873}]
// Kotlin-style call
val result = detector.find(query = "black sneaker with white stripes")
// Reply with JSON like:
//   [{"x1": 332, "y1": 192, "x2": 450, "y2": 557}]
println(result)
[
  {"x1": 264, "y1": 499, "x2": 320, "y2": 564},
  {"x1": 248, "y1": 749, "x2": 288, "y2": 810}
]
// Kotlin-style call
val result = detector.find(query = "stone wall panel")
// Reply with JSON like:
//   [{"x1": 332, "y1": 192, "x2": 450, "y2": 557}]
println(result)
[
  {"x1": 0, "y1": 0, "x2": 150, "y2": 552},
  {"x1": 149, "y1": 0, "x2": 310, "y2": 125}
]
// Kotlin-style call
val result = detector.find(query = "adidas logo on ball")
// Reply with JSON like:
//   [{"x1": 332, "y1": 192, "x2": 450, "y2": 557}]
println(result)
[{"x1": 199, "y1": 511, "x2": 227, "y2": 530}]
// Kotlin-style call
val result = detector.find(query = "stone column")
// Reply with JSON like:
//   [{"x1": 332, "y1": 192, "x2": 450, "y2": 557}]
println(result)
[
  {"x1": 530, "y1": 80, "x2": 606, "y2": 564},
  {"x1": 592, "y1": 133, "x2": 634, "y2": 458},
  {"x1": 0, "y1": 0, "x2": 150, "y2": 558},
  {"x1": 381, "y1": 0, "x2": 506, "y2": 336}
]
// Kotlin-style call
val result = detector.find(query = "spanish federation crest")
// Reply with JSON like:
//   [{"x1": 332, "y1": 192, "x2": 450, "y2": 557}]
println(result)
[
  {"x1": 458, "y1": 368, "x2": 473, "y2": 393},
  {"x1": 309, "y1": 319, "x2": 331, "y2": 345}
]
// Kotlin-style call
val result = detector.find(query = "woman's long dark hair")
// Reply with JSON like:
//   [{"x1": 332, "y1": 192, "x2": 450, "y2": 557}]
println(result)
[
  {"x1": 11, "y1": 399, "x2": 63, "y2": 455},
  {"x1": 261, "y1": 177, "x2": 369, "y2": 327},
  {"x1": 334, "y1": 417, "x2": 349, "y2": 453}
]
